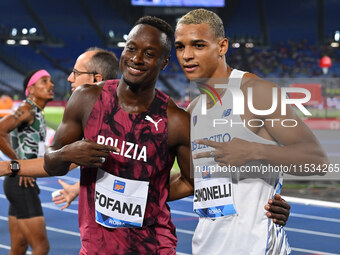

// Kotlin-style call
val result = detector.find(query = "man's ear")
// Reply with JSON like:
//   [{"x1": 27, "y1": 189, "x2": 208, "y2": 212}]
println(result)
[
  {"x1": 218, "y1": 38, "x2": 228, "y2": 56},
  {"x1": 27, "y1": 85, "x2": 34, "y2": 96},
  {"x1": 161, "y1": 56, "x2": 170, "y2": 71},
  {"x1": 94, "y1": 74, "x2": 103, "y2": 82}
]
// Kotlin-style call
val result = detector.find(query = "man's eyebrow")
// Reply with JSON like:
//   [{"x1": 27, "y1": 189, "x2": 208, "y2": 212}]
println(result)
[
  {"x1": 126, "y1": 41, "x2": 157, "y2": 51},
  {"x1": 175, "y1": 39, "x2": 208, "y2": 44},
  {"x1": 192, "y1": 40, "x2": 208, "y2": 44},
  {"x1": 145, "y1": 46, "x2": 157, "y2": 51}
]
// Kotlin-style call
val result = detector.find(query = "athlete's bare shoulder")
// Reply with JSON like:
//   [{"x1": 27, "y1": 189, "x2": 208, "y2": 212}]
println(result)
[
  {"x1": 17, "y1": 100, "x2": 33, "y2": 112},
  {"x1": 73, "y1": 82, "x2": 103, "y2": 95},
  {"x1": 64, "y1": 83, "x2": 103, "y2": 124},
  {"x1": 12, "y1": 100, "x2": 34, "y2": 123},
  {"x1": 186, "y1": 97, "x2": 200, "y2": 114},
  {"x1": 241, "y1": 72, "x2": 277, "y2": 90},
  {"x1": 167, "y1": 98, "x2": 189, "y2": 120},
  {"x1": 167, "y1": 98, "x2": 190, "y2": 148},
  {"x1": 241, "y1": 72, "x2": 282, "y2": 117}
]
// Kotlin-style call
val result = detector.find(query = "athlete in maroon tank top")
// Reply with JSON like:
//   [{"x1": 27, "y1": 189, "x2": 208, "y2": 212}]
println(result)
[
  {"x1": 79, "y1": 80, "x2": 177, "y2": 254},
  {"x1": 44, "y1": 18, "x2": 193, "y2": 255}
]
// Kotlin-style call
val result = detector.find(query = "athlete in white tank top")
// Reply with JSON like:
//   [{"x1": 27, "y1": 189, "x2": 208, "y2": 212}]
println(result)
[
  {"x1": 191, "y1": 69, "x2": 291, "y2": 255},
  {"x1": 174, "y1": 8, "x2": 328, "y2": 255}
]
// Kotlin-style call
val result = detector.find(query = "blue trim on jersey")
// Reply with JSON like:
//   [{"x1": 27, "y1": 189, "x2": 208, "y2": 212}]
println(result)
[
  {"x1": 194, "y1": 204, "x2": 236, "y2": 218},
  {"x1": 95, "y1": 210, "x2": 142, "y2": 228},
  {"x1": 266, "y1": 174, "x2": 288, "y2": 255},
  {"x1": 275, "y1": 179, "x2": 282, "y2": 195},
  {"x1": 265, "y1": 218, "x2": 270, "y2": 254},
  {"x1": 278, "y1": 233, "x2": 284, "y2": 255},
  {"x1": 272, "y1": 175, "x2": 282, "y2": 198}
]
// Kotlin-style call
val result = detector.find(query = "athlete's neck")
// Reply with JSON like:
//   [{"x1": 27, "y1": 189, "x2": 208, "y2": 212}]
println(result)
[
  {"x1": 27, "y1": 97, "x2": 47, "y2": 110},
  {"x1": 117, "y1": 80, "x2": 156, "y2": 114}
]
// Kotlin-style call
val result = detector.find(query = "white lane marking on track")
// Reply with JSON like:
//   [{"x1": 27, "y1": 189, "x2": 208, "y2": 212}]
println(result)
[
  {"x1": 45, "y1": 226, "x2": 80, "y2": 236},
  {"x1": 41, "y1": 202, "x2": 78, "y2": 214},
  {"x1": 285, "y1": 196, "x2": 340, "y2": 209},
  {"x1": 176, "y1": 228, "x2": 194, "y2": 235},
  {"x1": 0, "y1": 244, "x2": 32, "y2": 254},
  {"x1": 290, "y1": 213, "x2": 340, "y2": 223},
  {"x1": 171, "y1": 209, "x2": 197, "y2": 217},
  {"x1": 285, "y1": 227, "x2": 340, "y2": 239},
  {"x1": 291, "y1": 247, "x2": 339, "y2": 255}
]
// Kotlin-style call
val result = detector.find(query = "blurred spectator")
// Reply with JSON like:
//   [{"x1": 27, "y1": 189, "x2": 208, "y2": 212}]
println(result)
[{"x1": 0, "y1": 94, "x2": 13, "y2": 118}]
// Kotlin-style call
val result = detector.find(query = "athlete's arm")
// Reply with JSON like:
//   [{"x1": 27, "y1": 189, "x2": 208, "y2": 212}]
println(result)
[
  {"x1": 0, "y1": 158, "x2": 78, "y2": 177},
  {"x1": 0, "y1": 103, "x2": 38, "y2": 186},
  {"x1": 44, "y1": 84, "x2": 119, "y2": 176},
  {"x1": 167, "y1": 100, "x2": 194, "y2": 201},
  {"x1": 249, "y1": 78, "x2": 328, "y2": 172},
  {"x1": 194, "y1": 76, "x2": 328, "y2": 175},
  {"x1": 0, "y1": 103, "x2": 34, "y2": 159}
]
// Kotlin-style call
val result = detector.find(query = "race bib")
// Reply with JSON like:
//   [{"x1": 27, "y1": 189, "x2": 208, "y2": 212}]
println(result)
[
  {"x1": 95, "y1": 169, "x2": 149, "y2": 228},
  {"x1": 194, "y1": 177, "x2": 236, "y2": 218}
]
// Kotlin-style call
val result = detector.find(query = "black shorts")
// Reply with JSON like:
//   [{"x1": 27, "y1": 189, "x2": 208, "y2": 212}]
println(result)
[{"x1": 3, "y1": 176, "x2": 43, "y2": 219}]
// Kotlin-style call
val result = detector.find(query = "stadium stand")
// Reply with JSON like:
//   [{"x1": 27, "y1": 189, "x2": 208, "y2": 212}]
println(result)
[{"x1": 0, "y1": 0, "x2": 339, "y2": 100}]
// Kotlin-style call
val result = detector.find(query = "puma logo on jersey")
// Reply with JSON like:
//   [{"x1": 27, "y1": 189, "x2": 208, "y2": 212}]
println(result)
[{"x1": 145, "y1": 115, "x2": 162, "y2": 131}]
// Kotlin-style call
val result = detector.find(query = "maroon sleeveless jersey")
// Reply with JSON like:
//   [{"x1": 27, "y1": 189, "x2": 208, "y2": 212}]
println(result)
[{"x1": 79, "y1": 80, "x2": 177, "y2": 254}]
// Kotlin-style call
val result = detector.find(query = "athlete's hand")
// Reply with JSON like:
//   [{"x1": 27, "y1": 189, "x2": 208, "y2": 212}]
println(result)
[
  {"x1": 52, "y1": 179, "x2": 80, "y2": 210},
  {"x1": 193, "y1": 138, "x2": 256, "y2": 166},
  {"x1": 19, "y1": 176, "x2": 35, "y2": 188},
  {"x1": 265, "y1": 194, "x2": 290, "y2": 226},
  {"x1": 0, "y1": 161, "x2": 11, "y2": 176},
  {"x1": 63, "y1": 139, "x2": 120, "y2": 167}
]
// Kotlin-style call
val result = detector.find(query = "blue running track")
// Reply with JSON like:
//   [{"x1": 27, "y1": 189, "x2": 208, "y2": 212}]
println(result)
[{"x1": 0, "y1": 170, "x2": 340, "y2": 255}]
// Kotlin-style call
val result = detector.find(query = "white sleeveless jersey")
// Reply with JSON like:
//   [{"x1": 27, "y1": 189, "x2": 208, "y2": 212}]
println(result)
[{"x1": 191, "y1": 69, "x2": 291, "y2": 255}]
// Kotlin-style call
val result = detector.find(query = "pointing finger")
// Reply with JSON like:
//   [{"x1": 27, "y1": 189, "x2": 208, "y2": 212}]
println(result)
[{"x1": 194, "y1": 139, "x2": 219, "y2": 148}]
